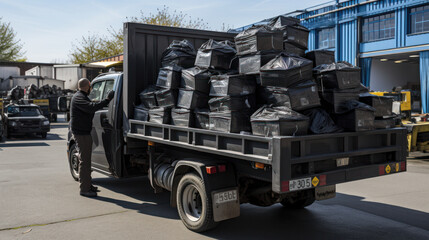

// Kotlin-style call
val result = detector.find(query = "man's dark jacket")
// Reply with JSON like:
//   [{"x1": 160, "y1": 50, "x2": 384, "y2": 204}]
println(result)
[{"x1": 70, "y1": 90, "x2": 110, "y2": 135}]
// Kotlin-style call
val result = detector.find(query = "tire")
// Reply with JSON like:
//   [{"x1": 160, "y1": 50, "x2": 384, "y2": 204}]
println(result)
[
  {"x1": 280, "y1": 189, "x2": 315, "y2": 209},
  {"x1": 41, "y1": 132, "x2": 47, "y2": 139},
  {"x1": 68, "y1": 144, "x2": 79, "y2": 181},
  {"x1": 66, "y1": 112, "x2": 71, "y2": 122},
  {"x1": 176, "y1": 173, "x2": 217, "y2": 232}
]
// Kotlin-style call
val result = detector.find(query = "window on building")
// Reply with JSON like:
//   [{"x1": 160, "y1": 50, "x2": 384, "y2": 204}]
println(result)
[
  {"x1": 410, "y1": 5, "x2": 429, "y2": 34},
  {"x1": 318, "y1": 28, "x2": 335, "y2": 49},
  {"x1": 362, "y1": 13, "x2": 395, "y2": 42}
]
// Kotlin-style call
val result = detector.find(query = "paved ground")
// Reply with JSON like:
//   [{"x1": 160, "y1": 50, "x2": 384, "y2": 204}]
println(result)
[{"x1": 0, "y1": 121, "x2": 428, "y2": 240}]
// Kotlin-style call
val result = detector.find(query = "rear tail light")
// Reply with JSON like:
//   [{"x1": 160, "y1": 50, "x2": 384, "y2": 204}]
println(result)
[
  {"x1": 206, "y1": 166, "x2": 217, "y2": 174},
  {"x1": 218, "y1": 165, "x2": 226, "y2": 173}
]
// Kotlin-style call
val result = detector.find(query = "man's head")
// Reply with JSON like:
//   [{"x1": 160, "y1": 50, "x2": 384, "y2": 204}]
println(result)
[{"x1": 78, "y1": 78, "x2": 91, "y2": 94}]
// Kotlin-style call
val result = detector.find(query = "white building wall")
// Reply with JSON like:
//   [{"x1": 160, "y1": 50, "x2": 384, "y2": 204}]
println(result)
[
  {"x1": 370, "y1": 60, "x2": 420, "y2": 91},
  {"x1": 25, "y1": 66, "x2": 54, "y2": 78},
  {"x1": 55, "y1": 67, "x2": 80, "y2": 90},
  {"x1": 0, "y1": 66, "x2": 20, "y2": 91}
]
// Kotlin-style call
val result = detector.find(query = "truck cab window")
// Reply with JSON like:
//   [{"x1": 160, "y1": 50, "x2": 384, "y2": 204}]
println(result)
[
  {"x1": 89, "y1": 81, "x2": 105, "y2": 102},
  {"x1": 102, "y1": 80, "x2": 115, "y2": 99}
]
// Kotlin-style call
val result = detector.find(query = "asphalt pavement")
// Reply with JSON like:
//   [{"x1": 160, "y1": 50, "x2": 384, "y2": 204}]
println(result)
[{"x1": 0, "y1": 121, "x2": 428, "y2": 240}]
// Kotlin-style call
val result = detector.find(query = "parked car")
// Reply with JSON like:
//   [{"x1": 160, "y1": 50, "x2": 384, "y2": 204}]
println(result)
[{"x1": 4, "y1": 104, "x2": 50, "y2": 138}]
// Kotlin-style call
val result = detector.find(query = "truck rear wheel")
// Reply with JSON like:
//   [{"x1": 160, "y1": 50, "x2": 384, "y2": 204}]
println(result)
[
  {"x1": 280, "y1": 189, "x2": 315, "y2": 209},
  {"x1": 68, "y1": 144, "x2": 79, "y2": 181},
  {"x1": 176, "y1": 173, "x2": 217, "y2": 232}
]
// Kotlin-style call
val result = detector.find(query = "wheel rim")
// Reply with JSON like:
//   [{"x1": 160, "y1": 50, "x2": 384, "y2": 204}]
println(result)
[
  {"x1": 181, "y1": 184, "x2": 203, "y2": 222},
  {"x1": 71, "y1": 150, "x2": 79, "y2": 177}
]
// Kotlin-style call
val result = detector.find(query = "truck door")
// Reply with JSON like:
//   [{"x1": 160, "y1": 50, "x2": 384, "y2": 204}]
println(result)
[{"x1": 88, "y1": 80, "x2": 111, "y2": 174}]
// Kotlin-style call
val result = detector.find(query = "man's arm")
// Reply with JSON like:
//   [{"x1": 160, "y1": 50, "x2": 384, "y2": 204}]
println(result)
[{"x1": 74, "y1": 92, "x2": 113, "y2": 114}]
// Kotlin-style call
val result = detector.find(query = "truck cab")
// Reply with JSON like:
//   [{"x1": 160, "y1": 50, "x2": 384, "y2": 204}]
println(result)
[
  {"x1": 4, "y1": 103, "x2": 50, "y2": 139},
  {"x1": 67, "y1": 72, "x2": 124, "y2": 180}
]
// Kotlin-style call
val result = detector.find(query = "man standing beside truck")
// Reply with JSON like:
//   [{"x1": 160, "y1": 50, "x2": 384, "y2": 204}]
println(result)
[{"x1": 70, "y1": 78, "x2": 114, "y2": 197}]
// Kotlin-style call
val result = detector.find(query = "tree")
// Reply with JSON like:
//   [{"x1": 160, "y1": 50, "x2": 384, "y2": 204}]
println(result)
[
  {"x1": 69, "y1": 6, "x2": 212, "y2": 64},
  {"x1": 0, "y1": 18, "x2": 26, "y2": 62}
]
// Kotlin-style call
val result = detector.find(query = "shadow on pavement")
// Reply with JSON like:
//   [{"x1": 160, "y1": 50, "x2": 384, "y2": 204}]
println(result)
[
  {"x1": 4, "y1": 132, "x2": 64, "y2": 142},
  {"x1": 0, "y1": 142, "x2": 50, "y2": 147},
  {"x1": 50, "y1": 123, "x2": 69, "y2": 129},
  {"x1": 93, "y1": 176, "x2": 179, "y2": 220},
  {"x1": 93, "y1": 175, "x2": 429, "y2": 238}
]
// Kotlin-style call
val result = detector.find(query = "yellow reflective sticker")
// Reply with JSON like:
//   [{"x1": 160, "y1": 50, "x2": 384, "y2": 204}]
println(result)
[
  {"x1": 396, "y1": 163, "x2": 399, "y2": 172},
  {"x1": 312, "y1": 177, "x2": 319, "y2": 187},
  {"x1": 385, "y1": 165, "x2": 391, "y2": 174}
]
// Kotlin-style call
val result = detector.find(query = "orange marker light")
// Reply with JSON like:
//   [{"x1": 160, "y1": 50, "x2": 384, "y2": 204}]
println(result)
[
  {"x1": 255, "y1": 163, "x2": 265, "y2": 169},
  {"x1": 148, "y1": 141, "x2": 155, "y2": 146},
  {"x1": 206, "y1": 166, "x2": 217, "y2": 174}
]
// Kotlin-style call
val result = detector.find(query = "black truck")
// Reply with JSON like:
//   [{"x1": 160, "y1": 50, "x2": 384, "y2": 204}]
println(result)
[{"x1": 66, "y1": 23, "x2": 408, "y2": 232}]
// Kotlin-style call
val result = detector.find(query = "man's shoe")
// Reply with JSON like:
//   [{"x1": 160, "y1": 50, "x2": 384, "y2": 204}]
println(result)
[
  {"x1": 80, "y1": 191, "x2": 97, "y2": 197},
  {"x1": 90, "y1": 185, "x2": 99, "y2": 192}
]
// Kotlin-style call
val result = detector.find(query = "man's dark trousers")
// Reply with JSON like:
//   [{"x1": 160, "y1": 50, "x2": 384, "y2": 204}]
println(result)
[{"x1": 74, "y1": 134, "x2": 93, "y2": 192}]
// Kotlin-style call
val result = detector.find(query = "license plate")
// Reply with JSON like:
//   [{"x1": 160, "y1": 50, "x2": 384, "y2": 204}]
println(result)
[
  {"x1": 336, "y1": 157, "x2": 349, "y2": 167},
  {"x1": 289, "y1": 177, "x2": 312, "y2": 191},
  {"x1": 214, "y1": 190, "x2": 238, "y2": 205}
]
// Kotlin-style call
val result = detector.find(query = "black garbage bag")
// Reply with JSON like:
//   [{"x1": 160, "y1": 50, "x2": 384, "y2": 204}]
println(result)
[
  {"x1": 149, "y1": 107, "x2": 171, "y2": 124},
  {"x1": 195, "y1": 39, "x2": 236, "y2": 70},
  {"x1": 194, "y1": 108, "x2": 210, "y2": 129},
  {"x1": 234, "y1": 25, "x2": 283, "y2": 56},
  {"x1": 7, "y1": 86, "x2": 23, "y2": 100},
  {"x1": 288, "y1": 80, "x2": 321, "y2": 111},
  {"x1": 176, "y1": 89, "x2": 209, "y2": 109},
  {"x1": 257, "y1": 86, "x2": 292, "y2": 108},
  {"x1": 209, "y1": 110, "x2": 252, "y2": 133},
  {"x1": 155, "y1": 88, "x2": 177, "y2": 108},
  {"x1": 209, "y1": 74, "x2": 256, "y2": 97},
  {"x1": 181, "y1": 67, "x2": 211, "y2": 93},
  {"x1": 301, "y1": 108, "x2": 343, "y2": 134},
  {"x1": 251, "y1": 105, "x2": 309, "y2": 137},
  {"x1": 238, "y1": 50, "x2": 282, "y2": 75},
  {"x1": 283, "y1": 42, "x2": 306, "y2": 57},
  {"x1": 335, "y1": 100, "x2": 375, "y2": 132},
  {"x1": 208, "y1": 95, "x2": 256, "y2": 112},
  {"x1": 171, "y1": 108, "x2": 194, "y2": 127},
  {"x1": 156, "y1": 65, "x2": 182, "y2": 89},
  {"x1": 359, "y1": 93, "x2": 394, "y2": 117},
  {"x1": 134, "y1": 104, "x2": 149, "y2": 121},
  {"x1": 260, "y1": 53, "x2": 313, "y2": 87},
  {"x1": 268, "y1": 16, "x2": 301, "y2": 29},
  {"x1": 161, "y1": 39, "x2": 196, "y2": 68},
  {"x1": 305, "y1": 50, "x2": 335, "y2": 67},
  {"x1": 138, "y1": 85, "x2": 158, "y2": 109},
  {"x1": 314, "y1": 62, "x2": 361, "y2": 90}
]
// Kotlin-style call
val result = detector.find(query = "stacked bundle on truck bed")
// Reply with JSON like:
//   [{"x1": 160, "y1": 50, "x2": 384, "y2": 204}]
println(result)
[{"x1": 133, "y1": 15, "x2": 395, "y2": 136}]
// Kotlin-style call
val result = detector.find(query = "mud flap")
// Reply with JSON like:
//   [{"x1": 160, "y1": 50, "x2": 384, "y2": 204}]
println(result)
[
  {"x1": 211, "y1": 187, "x2": 240, "y2": 222},
  {"x1": 315, "y1": 185, "x2": 336, "y2": 201}
]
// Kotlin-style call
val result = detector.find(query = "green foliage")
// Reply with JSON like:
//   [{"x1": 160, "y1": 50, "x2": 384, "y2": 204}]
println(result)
[
  {"x1": 0, "y1": 18, "x2": 26, "y2": 62},
  {"x1": 69, "y1": 6, "x2": 212, "y2": 64}
]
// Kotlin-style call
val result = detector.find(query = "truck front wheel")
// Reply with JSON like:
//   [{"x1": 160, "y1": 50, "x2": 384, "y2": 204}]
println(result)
[
  {"x1": 176, "y1": 173, "x2": 217, "y2": 232},
  {"x1": 281, "y1": 189, "x2": 315, "y2": 209},
  {"x1": 68, "y1": 144, "x2": 79, "y2": 181}
]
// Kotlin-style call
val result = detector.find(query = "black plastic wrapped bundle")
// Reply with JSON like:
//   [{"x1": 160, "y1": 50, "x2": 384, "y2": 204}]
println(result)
[
  {"x1": 149, "y1": 107, "x2": 171, "y2": 124},
  {"x1": 176, "y1": 89, "x2": 209, "y2": 109},
  {"x1": 234, "y1": 26, "x2": 283, "y2": 56},
  {"x1": 258, "y1": 86, "x2": 292, "y2": 108},
  {"x1": 171, "y1": 108, "x2": 194, "y2": 127},
  {"x1": 268, "y1": 16, "x2": 309, "y2": 49},
  {"x1": 335, "y1": 100, "x2": 375, "y2": 132},
  {"x1": 195, "y1": 40, "x2": 236, "y2": 70},
  {"x1": 374, "y1": 117, "x2": 396, "y2": 129},
  {"x1": 209, "y1": 74, "x2": 256, "y2": 97},
  {"x1": 194, "y1": 108, "x2": 210, "y2": 129},
  {"x1": 301, "y1": 108, "x2": 342, "y2": 134},
  {"x1": 134, "y1": 104, "x2": 149, "y2": 121},
  {"x1": 156, "y1": 65, "x2": 182, "y2": 89},
  {"x1": 259, "y1": 53, "x2": 313, "y2": 87},
  {"x1": 209, "y1": 111, "x2": 252, "y2": 133},
  {"x1": 288, "y1": 80, "x2": 321, "y2": 111},
  {"x1": 181, "y1": 67, "x2": 211, "y2": 94},
  {"x1": 251, "y1": 105, "x2": 309, "y2": 137},
  {"x1": 268, "y1": 16, "x2": 301, "y2": 29},
  {"x1": 161, "y1": 39, "x2": 196, "y2": 68},
  {"x1": 314, "y1": 62, "x2": 361, "y2": 90},
  {"x1": 238, "y1": 50, "x2": 281, "y2": 75},
  {"x1": 58, "y1": 96, "x2": 68, "y2": 112},
  {"x1": 208, "y1": 95, "x2": 256, "y2": 112},
  {"x1": 320, "y1": 89, "x2": 360, "y2": 114},
  {"x1": 283, "y1": 42, "x2": 306, "y2": 57},
  {"x1": 138, "y1": 85, "x2": 158, "y2": 109},
  {"x1": 155, "y1": 88, "x2": 177, "y2": 107},
  {"x1": 359, "y1": 93, "x2": 394, "y2": 117},
  {"x1": 305, "y1": 50, "x2": 335, "y2": 67}
]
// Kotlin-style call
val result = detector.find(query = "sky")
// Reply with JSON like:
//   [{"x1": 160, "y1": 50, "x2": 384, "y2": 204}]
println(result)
[{"x1": 0, "y1": 0, "x2": 322, "y2": 63}]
